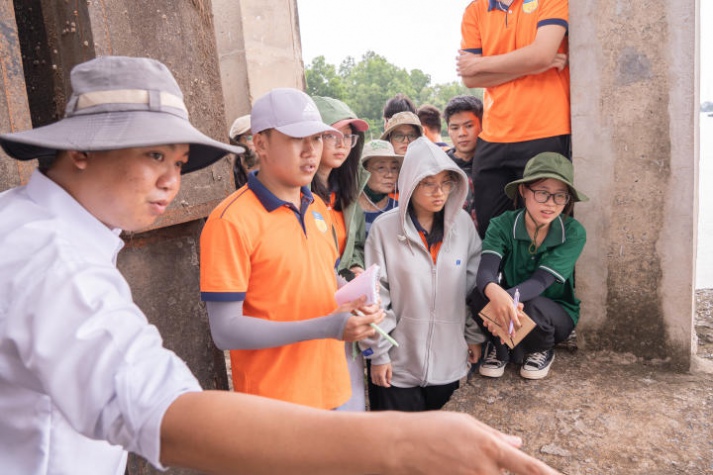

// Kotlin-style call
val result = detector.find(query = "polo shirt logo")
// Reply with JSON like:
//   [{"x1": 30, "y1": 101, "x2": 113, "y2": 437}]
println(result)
[
  {"x1": 312, "y1": 211, "x2": 328, "y2": 233},
  {"x1": 523, "y1": 0, "x2": 538, "y2": 14}
]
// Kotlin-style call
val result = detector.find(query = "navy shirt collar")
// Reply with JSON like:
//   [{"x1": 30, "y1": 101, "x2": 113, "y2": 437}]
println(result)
[
  {"x1": 488, "y1": 0, "x2": 513, "y2": 12},
  {"x1": 247, "y1": 171, "x2": 314, "y2": 213}
]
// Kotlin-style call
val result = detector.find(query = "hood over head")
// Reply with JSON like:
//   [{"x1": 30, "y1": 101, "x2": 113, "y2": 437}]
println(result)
[{"x1": 397, "y1": 137, "x2": 469, "y2": 235}]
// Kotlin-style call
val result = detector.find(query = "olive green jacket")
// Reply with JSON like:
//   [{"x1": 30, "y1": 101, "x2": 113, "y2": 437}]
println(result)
[{"x1": 337, "y1": 165, "x2": 370, "y2": 272}]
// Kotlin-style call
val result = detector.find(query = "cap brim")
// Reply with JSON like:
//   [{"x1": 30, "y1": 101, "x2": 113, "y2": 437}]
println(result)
[
  {"x1": 275, "y1": 121, "x2": 339, "y2": 138},
  {"x1": 362, "y1": 153, "x2": 404, "y2": 167},
  {"x1": 0, "y1": 111, "x2": 243, "y2": 174},
  {"x1": 333, "y1": 118, "x2": 369, "y2": 132}
]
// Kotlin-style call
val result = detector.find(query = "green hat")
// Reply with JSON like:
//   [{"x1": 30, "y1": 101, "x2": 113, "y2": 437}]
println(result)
[
  {"x1": 504, "y1": 152, "x2": 589, "y2": 202},
  {"x1": 312, "y1": 96, "x2": 369, "y2": 131}
]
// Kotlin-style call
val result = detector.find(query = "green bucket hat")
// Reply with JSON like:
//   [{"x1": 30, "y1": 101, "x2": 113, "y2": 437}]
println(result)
[
  {"x1": 312, "y1": 96, "x2": 369, "y2": 131},
  {"x1": 504, "y1": 152, "x2": 589, "y2": 202}
]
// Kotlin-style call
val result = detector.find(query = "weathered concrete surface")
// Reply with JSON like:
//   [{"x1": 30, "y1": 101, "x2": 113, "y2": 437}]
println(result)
[
  {"x1": 570, "y1": 1, "x2": 697, "y2": 369},
  {"x1": 0, "y1": 1, "x2": 35, "y2": 187}
]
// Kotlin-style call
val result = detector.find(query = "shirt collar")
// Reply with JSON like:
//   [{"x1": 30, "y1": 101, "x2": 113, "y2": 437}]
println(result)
[
  {"x1": 25, "y1": 169, "x2": 125, "y2": 263},
  {"x1": 488, "y1": 0, "x2": 512, "y2": 12},
  {"x1": 512, "y1": 209, "x2": 567, "y2": 250},
  {"x1": 247, "y1": 171, "x2": 314, "y2": 213}
]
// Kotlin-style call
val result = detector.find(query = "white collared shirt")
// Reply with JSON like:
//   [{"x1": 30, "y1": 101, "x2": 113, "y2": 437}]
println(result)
[{"x1": 0, "y1": 170, "x2": 201, "y2": 474}]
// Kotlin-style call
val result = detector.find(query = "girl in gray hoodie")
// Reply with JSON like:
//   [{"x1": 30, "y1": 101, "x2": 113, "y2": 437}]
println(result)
[{"x1": 361, "y1": 137, "x2": 486, "y2": 411}]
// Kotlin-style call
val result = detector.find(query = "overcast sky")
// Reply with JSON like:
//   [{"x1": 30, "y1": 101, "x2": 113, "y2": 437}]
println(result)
[{"x1": 296, "y1": 0, "x2": 711, "y2": 101}]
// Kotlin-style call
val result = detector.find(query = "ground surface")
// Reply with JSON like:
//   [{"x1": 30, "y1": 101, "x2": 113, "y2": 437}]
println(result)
[
  {"x1": 220, "y1": 292, "x2": 713, "y2": 474},
  {"x1": 444, "y1": 290, "x2": 713, "y2": 475}
]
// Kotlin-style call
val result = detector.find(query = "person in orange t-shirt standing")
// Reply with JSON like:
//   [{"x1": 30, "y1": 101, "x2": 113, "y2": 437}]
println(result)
[
  {"x1": 200, "y1": 88, "x2": 383, "y2": 410},
  {"x1": 457, "y1": 0, "x2": 571, "y2": 239}
]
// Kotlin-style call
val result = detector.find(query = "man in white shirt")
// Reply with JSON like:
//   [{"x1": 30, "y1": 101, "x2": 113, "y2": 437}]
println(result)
[{"x1": 0, "y1": 55, "x2": 560, "y2": 475}]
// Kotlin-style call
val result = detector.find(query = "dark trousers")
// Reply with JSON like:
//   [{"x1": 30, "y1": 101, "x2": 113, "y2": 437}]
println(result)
[
  {"x1": 469, "y1": 289, "x2": 575, "y2": 363},
  {"x1": 366, "y1": 361, "x2": 459, "y2": 411},
  {"x1": 472, "y1": 135, "x2": 571, "y2": 239}
]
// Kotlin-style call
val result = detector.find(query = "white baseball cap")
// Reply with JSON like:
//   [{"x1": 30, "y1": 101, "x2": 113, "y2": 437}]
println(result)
[{"x1": 250, "y1": 88, "x2": 339, "y2": 138}]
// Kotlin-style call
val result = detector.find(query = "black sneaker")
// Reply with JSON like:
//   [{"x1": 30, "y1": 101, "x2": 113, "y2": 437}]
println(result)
[
  {"x1": 520, "y1": 349, "x2": 555, "y2": 380},
  {"x1": 479, "y1": 341, "x2": 508, "y2": 378}
]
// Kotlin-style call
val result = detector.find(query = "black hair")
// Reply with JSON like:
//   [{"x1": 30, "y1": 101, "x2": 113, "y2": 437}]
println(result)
[
  {"x1": 383, "y1": 94, "x2": 417, "y2": 121},
  {"x1": 311, "y1": 125, "x2": 365, "y2": 212},
  {"x1": 417, "y1": 105, "x2": 442, "y2": 132},
  {"x1": 443, "y1": 95, "x2": 483, "y2": 124}
]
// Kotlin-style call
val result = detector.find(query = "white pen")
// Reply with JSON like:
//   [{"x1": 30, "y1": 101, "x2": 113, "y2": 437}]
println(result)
[
  {"x1": 510, "y1": 288, "x2": 520, "y2": 336},
  {"x1": 355, "y1": 310, "x2": 399, "y2": 347}
]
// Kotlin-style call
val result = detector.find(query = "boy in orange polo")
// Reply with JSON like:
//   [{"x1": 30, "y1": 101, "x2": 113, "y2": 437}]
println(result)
[
  {"x1": 200, "y1": 88, "x2": 383, "y2": 410},
  {"x1": 457, "y1": 0, "x2": 571, "y2": 238}
]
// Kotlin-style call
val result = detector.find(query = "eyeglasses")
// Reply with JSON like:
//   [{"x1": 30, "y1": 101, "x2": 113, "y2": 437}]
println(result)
[
  {"x1": 390, "y1": 132, "x2": 419, "y2": 143},
  {"x1": 368, "y1": 164, "x2": 400, "y2": 176},
  {"x1": 322, "y1": 133, "x2": 359, "y2": 149},
  {"x1": 419, "y1": 180, "x2": 457, "y2": 196},
  {"x1": 527, "y1": 186, "x2": 570, "y2": 205}
]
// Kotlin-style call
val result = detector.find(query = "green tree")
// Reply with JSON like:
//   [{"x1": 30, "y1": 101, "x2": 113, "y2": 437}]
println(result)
[
  {"x1": 304, "y1": 56, "x2": 346, "y2": 99},
  {"x1": 304, "y1": 51, "x2": 484, "y2": 139}
]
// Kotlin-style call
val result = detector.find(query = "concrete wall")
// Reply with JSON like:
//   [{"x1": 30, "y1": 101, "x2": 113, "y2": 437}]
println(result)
[{"x1": 570, "y1": 0, "x2": 698, "y2": 370}]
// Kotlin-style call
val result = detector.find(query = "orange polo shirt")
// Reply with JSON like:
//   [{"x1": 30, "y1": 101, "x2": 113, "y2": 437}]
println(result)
[
  {"x1": 461, "y1": 0, "x2": 570, "y2": 143},
  {"x1": 200, "y1": 174, "x2": 349, "y2": 409}
]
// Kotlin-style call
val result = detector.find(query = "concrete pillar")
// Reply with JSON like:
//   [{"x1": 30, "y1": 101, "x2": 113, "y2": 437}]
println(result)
[
  {"x1": 213, "y1": 0, "x2": 305, "y2": 132},
  {"x1": 570, "y1": 0, "x2": 698, "y2": 370}
]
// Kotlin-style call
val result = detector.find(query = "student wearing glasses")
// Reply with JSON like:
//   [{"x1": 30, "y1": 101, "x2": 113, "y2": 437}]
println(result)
[
  {"x1": 357, "y1": 140, "x2": 404, "y2": 236},
  {"x1": 311, "y1": 96, "x2": 371, "y2": 411},
  {"x1": 470, "y1": 152, "x2": 587, "y2": 380},
  {"x1": 380, "y1": 111, "x2": 423, "y2": 156},
  {"x1": 362, "y1": 137, "x2": 485, "y2": 412}
]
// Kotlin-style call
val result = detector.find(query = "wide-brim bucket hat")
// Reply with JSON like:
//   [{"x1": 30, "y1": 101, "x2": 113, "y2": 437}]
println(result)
[
  {"x1": 360, "y1": 139, "x2": 404, "y2": 168},
  {"x1": 0, "y1": 56, "x2": 243, "y2": 174},
  {"x1": 504, "y1": 152, "x2": 589, "y2": 202},
  {"x1": 380, "y1": 111, "x2": 423, "y2": 140}
]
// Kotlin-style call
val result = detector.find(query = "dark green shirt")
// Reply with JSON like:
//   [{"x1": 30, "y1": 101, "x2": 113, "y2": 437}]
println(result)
[{"x1": 482, "y1": 209, "x2": 586, "y2": 324}]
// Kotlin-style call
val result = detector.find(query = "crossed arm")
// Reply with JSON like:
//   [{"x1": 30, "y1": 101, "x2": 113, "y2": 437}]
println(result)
[{"x1": 457, "y1": 24, "x2": 568, "y2": 88}]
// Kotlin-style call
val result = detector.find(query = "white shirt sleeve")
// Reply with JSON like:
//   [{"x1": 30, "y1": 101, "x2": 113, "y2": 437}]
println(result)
[{"x1": 6, "y1": 257, "x2": 201, "y2": 469}]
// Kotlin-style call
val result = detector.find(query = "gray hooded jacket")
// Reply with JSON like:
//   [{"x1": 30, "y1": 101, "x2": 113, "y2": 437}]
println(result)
[{"x1": 361, "y1": 138, "x2": 485, "y2": 387}]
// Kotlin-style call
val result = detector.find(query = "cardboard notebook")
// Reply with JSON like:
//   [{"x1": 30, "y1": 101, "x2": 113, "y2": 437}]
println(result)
[{"x1": 478, "y1": 302, "x2": 537, "y2": 349}]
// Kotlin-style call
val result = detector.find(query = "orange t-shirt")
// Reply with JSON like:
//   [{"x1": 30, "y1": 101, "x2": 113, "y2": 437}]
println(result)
[
  {"x1": 461, "y1": 0, "x2": 571, "y2": 143},
  {"x1": 418, "y1": 231, "x2": 443, "y2": 264},
  {"x1": 200, "y1": 178, "x2": 348, "y2": 409}
]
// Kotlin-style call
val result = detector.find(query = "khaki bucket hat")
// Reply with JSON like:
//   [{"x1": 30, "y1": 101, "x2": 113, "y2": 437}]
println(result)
[
  {"x1": 380, "y1": 111, "x2": 423, "y2": 140},
  {"x1": 360, "y1": 140, "x2": 404, "y2": 168}
]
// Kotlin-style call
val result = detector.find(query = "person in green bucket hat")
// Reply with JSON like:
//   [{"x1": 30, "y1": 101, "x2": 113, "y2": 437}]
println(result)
[{"x1": 469, "y1": 152, "x2": 588, "y2": 380}]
